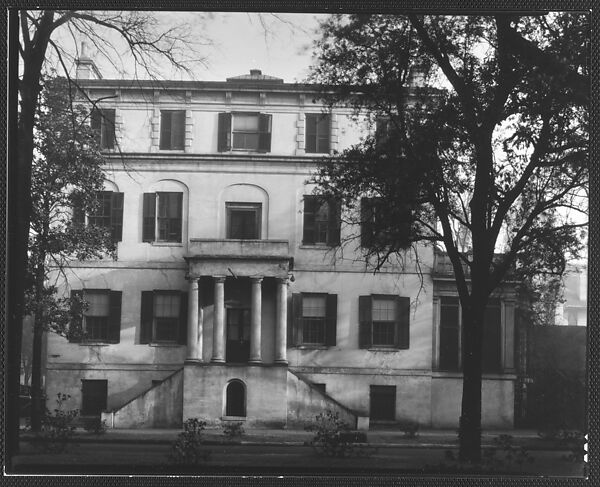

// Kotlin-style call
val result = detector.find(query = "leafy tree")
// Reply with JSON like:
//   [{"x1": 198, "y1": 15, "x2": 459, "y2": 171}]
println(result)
[
  {"x1": 8, "y1": 10, "x2": 205, "y2": 456},
  {"x1": 27, "y1": 76, "x2": 117, "y2": 431},
  {"x1": 309, "y1": 13, "x2": 588, "y2": 462}
]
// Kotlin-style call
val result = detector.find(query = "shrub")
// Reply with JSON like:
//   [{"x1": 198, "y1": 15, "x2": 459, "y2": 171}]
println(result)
[
  {"x1": 168, "y1": 418, "x2": 211, "y2": 465},
  {"x1": 32, "y1": 393, "x2": 79, "y2": 453},
  {"x1": 83, "y1": 417, "x2": 108, "y2": 435},
  {"x1": 305, "y1": 410, "x2": 374, "y2": 458},
  {"x1": 221, "y1": 421, "x2": 245, "y2": 441}
]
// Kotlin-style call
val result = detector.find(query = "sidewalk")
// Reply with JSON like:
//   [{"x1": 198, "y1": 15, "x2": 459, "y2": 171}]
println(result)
[{"x1": 19, "y1": 426, "x2": 566, "y2": 450}]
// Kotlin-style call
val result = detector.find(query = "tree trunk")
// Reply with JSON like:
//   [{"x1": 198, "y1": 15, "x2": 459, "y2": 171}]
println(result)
[{"x1": 459, "y1": 303, "x2": 484, "y2": 462}]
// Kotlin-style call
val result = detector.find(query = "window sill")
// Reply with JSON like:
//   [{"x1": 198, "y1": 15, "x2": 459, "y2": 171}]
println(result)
[
  {"x1": 294, "y1": 345, "x2": 329, "y2": 350},
  {"x1": 221, "y1": 416, "x2": 246, "y2": 421},
  {"x1": 78, "y1": 342, "x2": 112, "y2": 347},
  {"x1": 367, "y1": 347, "x2": 402, "y2": 352},
  {"x1": 158, "y1": 149, "x2": 185, "y2": 153},
  {"x1": 148, "y1": 343, "x2": 184, "y2": 347},
  {"x1": 299, "y1": 244, "x2": 334, "y2": 250},
  {"x1": 149, "y1": 242, "x2": 183, "y2": 247}
]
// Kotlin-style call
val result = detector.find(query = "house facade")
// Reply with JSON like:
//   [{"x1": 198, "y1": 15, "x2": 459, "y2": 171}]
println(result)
[{"x1": 44, "y1": 59, "x2": 518, "y2": 429}]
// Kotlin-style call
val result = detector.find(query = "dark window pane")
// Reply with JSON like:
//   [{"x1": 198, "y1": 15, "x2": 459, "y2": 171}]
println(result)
[
  {"x1": 439, "y1": 298, "x2": 460, "y2": 371},
  {"x1": 306, "y1": 114, "x2": 330, "y2": 154},
  {"x1": 226, "y1": 203, "x2": 261, "y2": 239}
]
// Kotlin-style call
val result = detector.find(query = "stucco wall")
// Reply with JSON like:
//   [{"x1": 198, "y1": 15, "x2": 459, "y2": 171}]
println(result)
[
  {"x1": 431, "y1": 376, "x2": 515, "y2": 428},
  {"x1": 183, "y1": 364, "x2": 288, "y2": 427}
]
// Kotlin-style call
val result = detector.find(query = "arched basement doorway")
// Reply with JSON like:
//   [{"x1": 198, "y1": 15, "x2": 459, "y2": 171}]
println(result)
[{"x1": 225, "y1": 380, "x2": 246, "y2": 417}]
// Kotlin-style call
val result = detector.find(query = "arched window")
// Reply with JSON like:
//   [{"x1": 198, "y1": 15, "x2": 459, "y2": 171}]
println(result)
[{"x1": 225, "y1": 380, "x2": 246, "y2": 417}]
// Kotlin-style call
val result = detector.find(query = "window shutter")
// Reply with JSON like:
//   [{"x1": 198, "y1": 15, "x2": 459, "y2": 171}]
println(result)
[
  {"x1": 111, "y1": 192, "x2": 124, "y2": 242},
  {"x1": 108, "y1": 291, "x2": 122, "y2": 344},
  {"x1": 358, "y1": 295, "x2": 372, "y2": 348},
  {"x1": 160, "y1": 111, "x2": 172, "y2": 149},
  {"x1": 68, "y1": 290, "x2": 84, "y2": 343},
  {"x1": 327, "y1": 199, "x2": 341, "y2": 246},
  {"x1": 178, "y1": 292, "x2": 188, "y2": 345},
  {"x1": 305, "y1": 114, "x2": 317, "y2": 153},
  {"x1": 90, "y1": 109, "x2": 102, "y2": 146},
  {"x1": 258, "y1": 113, "x2": 272, "y2": 152},
  {"x1": 318, "y1": 114, "x2": 331, "y2": 153},
  {"x1": 217, "y1": 112, "x2": 232, "y2": 152},
  {"x1": 325, "y1": 294, "x2": 337, "y2": 346},
  {"x1": 142, "y1": 193, "x2": 156, "y2": 242},
  {"x1": 291, "y1": 293, "x2": 303, "y2": 346},
  {"x1": 360, "y1": 198, "x2": 374, "y2": 248},
  {"x1": 173, "y1": 192, "x2": 183, "y2": 242},
  {"x1": 72, "y1": 193, "x2": 85, "y2": 226},
  {"x1": 103, "y1": 109, "x2": 116, "y2": 149},
  {"x1": 302, "y1": 196, "x2": 317, "y2": 244},
  {"x1": 171, "y1": 111, "x2": 185, "y2": 150},
  {"x1": 140, "y1": 291, "x2": 154, "y2": 344},
  {"x1": 396, "y1": 296, "x2": 410, "y2": 349}
]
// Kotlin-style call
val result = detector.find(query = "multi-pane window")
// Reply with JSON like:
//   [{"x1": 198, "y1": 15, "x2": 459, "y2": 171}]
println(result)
[
  {"x1": 305, "y1": 113, "x2": 331, "y2": 154},
  {"x1": 153, "y1": 293, "x2": 181, "y2": 342},
  {"x1": 84, "y1": 291, "x2": 110, "y2": 341},
  {"x1": 302, "y1": 195, "x2": 340, "y2": 246},
  {"x1": 372, "y1": 298, "x2": 398, "y2": 346},
  {"x1": 437, "y1": 297, "x2": 502, "y2": 373},
  {"x1": 91, "y1": 109, "x2": 115, "y2": 150},
  {"x1": 159, "y1": 110, "x2": 185, "y2": 150},
  {"x1": 218, "y1": 112, "x2": 272, "y2": 152},
  {"x1": 140, "y1": 290, "x2": 188, "y2": 345},
  {"x1": 302, "y1": 294, "x2": 327, "y2": 344},
  {"x1": 359, "y1": 295, "x2": 410, "y2": 349},
  {"x1": 84, "y1": 191, "x2": 124, "y2": 242},
  {"x1": 226, "y1": 203, "x2": 261, "y2": 239},
  {"x1": 142, "y1": 192, "x2": 183, "y2": 243},
  {"x1": 69, "y1": 289, "x2": 122, "y2": 343},
  {"x1": 291, "y1": 293, "x2": 337, "y2": 347}
]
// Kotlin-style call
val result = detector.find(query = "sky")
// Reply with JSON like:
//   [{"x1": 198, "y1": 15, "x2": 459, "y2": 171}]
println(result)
[{"x1": 52, "y1": 12, "x2": 329, "y2": 83}]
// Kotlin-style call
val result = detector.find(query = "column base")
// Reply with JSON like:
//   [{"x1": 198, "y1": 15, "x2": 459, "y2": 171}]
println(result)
[
  {"x1": 210, "y1": 358, "x2": 226, "y2": 364},
  {"x1": 248, "y1": 359, "x2": 263, "y2": 365},
  {"x1": 274, "y1": 359, "x2": 288, "y2": 365},
  {"x1": 184, "y1": 358, "x2": 203, "y2": 365}
]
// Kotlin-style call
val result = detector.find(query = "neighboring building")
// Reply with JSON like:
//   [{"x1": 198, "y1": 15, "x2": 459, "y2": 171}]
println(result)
[
  {"x1": 555, "y1": 263, "x2": 588, "y2": 327},
  {"x1": 44, "y1": 58, "x2": 518, "y2": 430}
]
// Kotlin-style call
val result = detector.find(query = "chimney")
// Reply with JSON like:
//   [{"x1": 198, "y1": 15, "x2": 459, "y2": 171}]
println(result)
[
  {"x1": 250, "y1": 69, "x2": 262, "y2": 76},
  {"x1": 76, "y1": 41, "x2": 102, "y2": 80}
]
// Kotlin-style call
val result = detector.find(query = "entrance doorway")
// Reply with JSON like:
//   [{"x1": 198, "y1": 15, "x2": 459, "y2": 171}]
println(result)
[
  {"x1": 225, "y1": 380, "x2": 246, "y2": 417},
  {"x1": 226, "y1": 307, "x2": 251, "y2": 363},
  {"x1": 81, "y1": 379, "x2": 108, "y2": 417}
]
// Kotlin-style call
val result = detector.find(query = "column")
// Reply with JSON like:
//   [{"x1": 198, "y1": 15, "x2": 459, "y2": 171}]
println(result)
[
  {"x1": 186, "y1": 278, "x2": 201, "y2": 361},
  {"x1": 249, "y1": 277, "x2": 263, "y2": 364},
  {"x1": 274, "y1": 277, "x2": 288, "y2": 364},
  {"x1": 211, "y1": 276, "x2": 226, "y2": 363}
]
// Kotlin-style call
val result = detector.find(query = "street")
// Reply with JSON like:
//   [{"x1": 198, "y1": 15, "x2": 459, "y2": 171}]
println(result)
[{"x1": 12, "y1": 440, "x2": 586, "y2": 476}]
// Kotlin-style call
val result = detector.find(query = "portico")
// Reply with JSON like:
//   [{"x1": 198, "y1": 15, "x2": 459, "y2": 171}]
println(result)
[{"x1": 184, "y1": 238, "x2": 292, "y2": 365}]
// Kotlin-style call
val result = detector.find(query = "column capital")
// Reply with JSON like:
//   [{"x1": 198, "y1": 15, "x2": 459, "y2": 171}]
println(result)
[
  {"x1": 250, "y1": 276, "x2": 264, "y2": 284},
  {"x1": 276, "y1": 277, "x2": 289, "y2": 285},
  {"x1": 213, "y1": 275, "x2": 227, "y2": 284}
]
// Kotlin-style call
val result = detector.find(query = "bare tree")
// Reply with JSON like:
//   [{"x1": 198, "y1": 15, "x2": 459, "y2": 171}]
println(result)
[{"x1": 8, "y1": 9, "x2": 207, "y2": 461}]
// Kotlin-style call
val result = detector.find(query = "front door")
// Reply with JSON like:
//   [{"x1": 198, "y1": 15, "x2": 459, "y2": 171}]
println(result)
[{"x1": 226, "y1": 308, "x2": 250, "y2": 363}]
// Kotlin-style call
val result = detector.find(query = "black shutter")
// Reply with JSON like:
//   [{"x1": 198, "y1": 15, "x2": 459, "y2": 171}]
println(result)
[
  {"x1": 360, "y1": 198, "x2": 374, "y2": 248},
  {"x1": 142, "y1": 193, "x2": 156, "y2": 242},
  {"x1": 325, "y1": 294, "x2": 337, "y2": 346},
  {"x1": 358, "y1": 295, "x2": 372, "y2": 348},
  {"x1": 69, "y1": 290, "x2": 84, "y2": 343},
  {"x1": 171, "y1": 111, "x2": 185, "y2": 150},
  {"x1": 72, "y1": 193, "x2": 85, "y2": 226},
  {"x1": 218, "y1": 112, "x2": 232, "y2": 152},
  {"x1": 302, "y1": 196, "x2": 317, "y2": 244},
  {"x1": 140, "y1": 291, "x2": 154, "y2": 344},
  {"x1": 160, "y1": 111, "x2": 172, "y2": 149},
  {"x1": 318, "y1": 114, "x2": 331, "y2": 153},
  {"x1": 292, "y1": 293, "x2": 303, "y2": 346},
  {"x1": 111, "y1": 192, "x2": 124, "y2": 242},
  {"x1": 327, "y1": 199, "x2": 341, "y2": 246},
  {"x1": 173, "y1": 192, "x2": 183, "y2": 242},
  {"x1": 91, "y1": 109, "x2": 102, "y2": 146},
  {"x1": 258, "y1": 113, "x2": 272, "y2": 152},
  {"x1": 103, "y1": 109, "x2": 116, "y2": 150},
  {"x1": 108, "y1": 291, "x2": 122, "y2": 343},
  {"x1": 305, "y1": 114, "x2": 317, "y2": 153},
  {"x1": 178, "y1": 292, "x2": 188, "y2": 345},
  {"x1": 396, "y1": 296, "x2": 410, "y2": 349}
]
